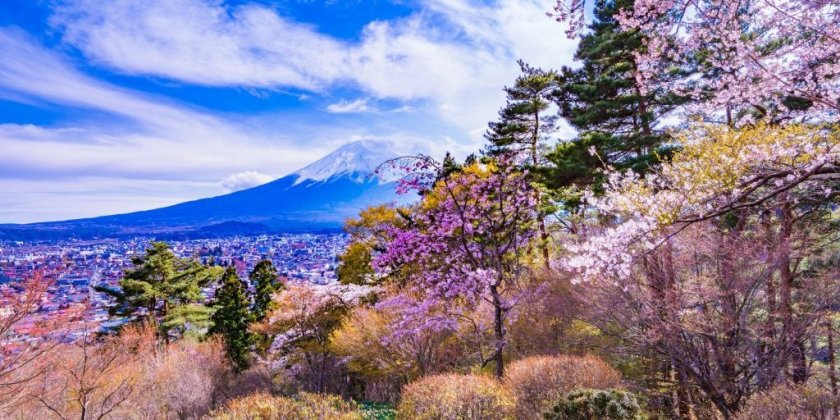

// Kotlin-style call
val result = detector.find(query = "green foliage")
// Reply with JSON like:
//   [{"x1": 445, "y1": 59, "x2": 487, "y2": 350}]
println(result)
[
  {"x1": 359, "y1": 401, "x2": 396, "y2": 420},
  {"x1": 98, "y1": 241, "x2": 221, "y2": 341},
  {"x1": 161, "y1": 303, "x2": 215, "y2": 341},
  {"x1": 485, "y1": 60, "x2": 559, "y2": 166},
  {"x1": 209, "y1": 267, "x2": 255, "y2": 372},
  {"x1": 338, "y1": 242, "x2": 374, "y2": 285},
  {"x1": 338, "y1": 205, "x2": 405, "y2": 286},
  {"x1": 250, "y1": 259, "x2": 281, "y2": 322},
  {"x1": 249, "y1": 259, "x2": 281, "y2": 354},
  {"x1": 543, "y1": 0, "x2": 683, "y2": 206},
  {"x1": 544, "y1": 389, "x2": 645, "y2": 420}
]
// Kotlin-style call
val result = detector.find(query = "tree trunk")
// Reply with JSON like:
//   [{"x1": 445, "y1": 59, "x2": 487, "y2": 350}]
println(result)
[
  {"x1": 778, "y1": 203, "x2": 807, "y2": 383},
  {"x1": 318, "y1": 352, "x2": 328, "y2": 393},
  {"x1": 490, "y1": 284, "x2": 505, "y2": 378},
  {"x1": 634, "y1": 84, "x2": 653, "y2": 137},
  {"x1": 161, "y1": 300, "x2": 170, "y2": 345},
  {"x1": 828, "y1": 320, "x2": 837, "y2": 406},
  {"x1": 537, "y1": 202, "x2": 551, "y2": 269},
  {"x1": 531, "y1": 112, "x2": 551, "y2": 269}
]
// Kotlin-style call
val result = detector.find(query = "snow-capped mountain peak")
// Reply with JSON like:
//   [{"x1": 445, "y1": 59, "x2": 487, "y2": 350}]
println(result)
[{"x1": 291, "y1": 140, "x2": 401, "y2": 184}]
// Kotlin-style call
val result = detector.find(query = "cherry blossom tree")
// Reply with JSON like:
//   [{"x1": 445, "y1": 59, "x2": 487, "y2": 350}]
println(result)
[
  {"x1": 566, "y1": 123, "x2": 839, "y2": 282},
  {"x1": 552, "y1": 0, "x2": 840, "y2": 122},
  {"x1": 375, "y1": 159, "x2": 537, "y2": 377},
  {"x1": 563, "y1": 123, "x2": 839, "y2": 415},
  {"x1": 254, "y1": 283, "x2": 378, "y2": 393}
]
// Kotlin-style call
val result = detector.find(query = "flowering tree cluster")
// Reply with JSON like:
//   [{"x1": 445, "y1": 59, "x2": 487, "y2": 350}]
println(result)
[
  {"x1": 375, "y1": 160, "x2": 537, "y2": 377},
  {"x1": 552, "y1": 0, "x2": 840, "y2": 122},
  {"x1": 254, "y1": 283, "x2": 379, "y2": 393},
  {"x1": 566, "y1": 123, "x2": 839, "y2": 282},
  {"x1": 563, "y1": 123, "x2": 839, "y2": 415}
]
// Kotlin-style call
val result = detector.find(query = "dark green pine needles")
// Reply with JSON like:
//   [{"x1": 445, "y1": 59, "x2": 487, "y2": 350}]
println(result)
[
  {"x1": 210, "y1": 267, "x2": 255, "y2": 372},
  {"x1": 545, "y1": 0, "x2": 684, "y2": 205}
]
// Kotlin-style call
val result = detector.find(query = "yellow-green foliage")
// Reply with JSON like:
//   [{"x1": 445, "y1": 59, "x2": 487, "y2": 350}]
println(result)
[
  {"x1": 397, "y1": 373, "x2": 515, "y2": 420},
  {"x1": 604, "y1": 123, "x2": 840, "y2": 225},
  {"x1": 209, "y1": 392, "x2": 363, "y2": 420},
  {"x1": 338, "y1": 241, "x2": 375, "y2": 285},
  {"x1": 503, "y1": 355, "x2": 623, "y2": 419}
]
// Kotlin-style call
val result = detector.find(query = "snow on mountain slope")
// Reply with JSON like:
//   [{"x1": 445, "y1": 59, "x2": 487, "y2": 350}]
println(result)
[{"x1": 291, "y1": 139, "x2": 400, "y2": 185}]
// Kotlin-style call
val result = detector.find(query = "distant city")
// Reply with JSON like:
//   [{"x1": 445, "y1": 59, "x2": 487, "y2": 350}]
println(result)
[{"x1": 0, "y1": 234, "x2": 347, "y2": 332}]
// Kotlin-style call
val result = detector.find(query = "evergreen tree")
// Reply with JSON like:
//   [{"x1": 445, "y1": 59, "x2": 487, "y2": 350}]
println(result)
[
  {"x1": 250, "y1": 259, "x2": 280, "y2": 322},
  {"x1": 485, "y1": 61, "x2": 559, "y2": 267},
  {"x1": 485, "y1": 60, "x2": 559, "y2": 165},
  {"x1": 209, "y1": 267, "x2": 255, "y2": 372},
  {"x1": 97, "y1": 241, "x2": 220, "y2": 342},
  {"x1": 436, "y1": 151, "x2": 463, "y2": 182},
  {"x1": 545, "y1": 0, "x2": 683, "y2": 204}
]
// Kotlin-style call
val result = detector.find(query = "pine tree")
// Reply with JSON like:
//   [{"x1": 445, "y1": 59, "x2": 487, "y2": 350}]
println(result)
[
  {"x1": 485, "y1": 61, "x2": 559, "y2": 267},
  {"x1": 96, "y1": 241, "x2": 220, "y2": 342},
  {"x1": 544, "y1": 0, "x2": 683, "y2": 204},
  {"x1": 436, "y1": 151, "x2": 463, "y2": 182},
  {"x1": 209, "y1": 267, "x2": 255, "y2": 372},
  {"x1": 250, "y1": 259, "x2": 280, "y2": 322},
  {"x1": 485, "y1": 60, "x2": 559, "y2": 165}
]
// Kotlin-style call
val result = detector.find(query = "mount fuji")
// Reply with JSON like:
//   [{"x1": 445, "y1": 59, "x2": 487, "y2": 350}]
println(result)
[{"x1": 0, "y1": 140, "x2": 407, "y2": 240}]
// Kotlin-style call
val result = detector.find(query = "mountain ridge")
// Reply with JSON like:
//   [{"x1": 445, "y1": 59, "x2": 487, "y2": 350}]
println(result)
[{"x1": 0, "y1": 140, "x2": 406, "y2": 240}]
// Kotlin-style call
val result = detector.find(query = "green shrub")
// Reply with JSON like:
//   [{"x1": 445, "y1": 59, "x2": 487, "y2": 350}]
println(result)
[
  {"x1": 209, "y1": 392, "x2": 363, "y2": 419},
  {"x1": 397, "y1": 373, "x2": 515, "y2": 420},
  {"x1": 360, "y1": 401, "x2": 397, "y2": 420},
  {"x1": 503, "y1": 355, "x2": 623, "y2": 418},
  {"x1": 544, "y1": 389, "x2": 645, "y2": 420}
]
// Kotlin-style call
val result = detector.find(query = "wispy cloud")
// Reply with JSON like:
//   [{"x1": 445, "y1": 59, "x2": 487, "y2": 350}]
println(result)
[
  {"x1": 0, "y1": 30, "x2": 330, "y2": 179},
  {"x1": 50, "y1": 0, "x2": 577, "y2": 135},
  {"x1": 326, "y1": 98, "x2": 371, "y2": 114}
]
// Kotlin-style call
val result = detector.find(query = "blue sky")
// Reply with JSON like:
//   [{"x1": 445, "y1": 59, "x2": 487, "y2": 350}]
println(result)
[{"x1": 0, "y1": 0, "x2": 578, "y2": 223}]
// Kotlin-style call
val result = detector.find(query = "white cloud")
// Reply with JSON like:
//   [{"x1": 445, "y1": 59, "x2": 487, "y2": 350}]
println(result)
[
  {"x1": 50, "y1": 0, "x2": 578, "y2": 137},
  {"x1": 326, "y1": 98, "x2": 371, "y2": 114},
  {"x1": 0, "y1": 30, "x2": 329, "y2": 180},
  {"x1": 219, "y1": 171, "x2": 273, "y2": 192}
]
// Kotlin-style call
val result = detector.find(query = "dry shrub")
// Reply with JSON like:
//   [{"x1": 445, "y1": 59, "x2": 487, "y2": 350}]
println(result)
[
  {"x1": 209, "y1": 392, "x2": 363, "y2": 420},
  {"x1": 135, "y1": 337, "x2": 232, "y2": 419},
  {"x1": 503, "y1": 354, "x2": 623, "y2": 418},
  {"x1": 397, "y1": 373, "x2": 515, "y2": 420},
  {"x1": 225, "y1": 362, "x2": 281, "y2": 400},
  {"x1": 735, "y1": 383, "x2": 839, "y2": 420},
  {"x1": 7, "y1": 322, "x2": 156, "y2": 419}
]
